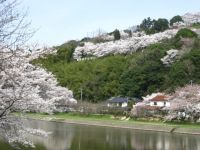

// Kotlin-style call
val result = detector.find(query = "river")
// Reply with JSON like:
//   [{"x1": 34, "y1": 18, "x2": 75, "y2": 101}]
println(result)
[{"x1": 0, "y1": 119, "x2": 200, "y2": 150}]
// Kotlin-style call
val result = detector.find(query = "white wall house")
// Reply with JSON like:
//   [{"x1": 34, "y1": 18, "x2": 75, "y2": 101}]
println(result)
[
  {"x1": 149, "y1": 95, "x2": 170, "y2": 107},
  {"x1": 107, "y1": 97, "x2": 129, "y2": 108},
  {"x1": 150, "y1": 101, "x2": 170, "y2": 107}
]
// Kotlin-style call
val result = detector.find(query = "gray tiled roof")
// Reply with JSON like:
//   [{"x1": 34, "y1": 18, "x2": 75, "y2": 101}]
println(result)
[{"x1": 108, "y1": 97, "x2": 128, "y2": 103}]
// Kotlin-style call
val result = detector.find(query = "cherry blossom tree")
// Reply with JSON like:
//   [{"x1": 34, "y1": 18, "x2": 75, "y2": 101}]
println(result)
[
  {"x1": 73, "y1": 29, "x2": 178, "y2": 60},
  {"x1": 0, "y1": 0, "x2": 77, "y2": 147},
  {"x1": 0, "y1": 0, "x2": 38, "y2": 146},
  {"x1": 166, "y1": 85, "x2": 200, "y2": 122},
  {"x1": 0, "y1": 0, "x2": 32, "y2": 118}
]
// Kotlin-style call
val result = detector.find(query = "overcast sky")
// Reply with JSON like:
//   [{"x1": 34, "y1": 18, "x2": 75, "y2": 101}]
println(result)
[{"x1": 21, "y1": 0, "x2": 200, "y2": 46}]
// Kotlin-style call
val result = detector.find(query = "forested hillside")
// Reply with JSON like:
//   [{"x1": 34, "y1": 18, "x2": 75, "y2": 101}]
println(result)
[{"x1": 32, "y1": 27, "x2": 200, "y2": 102}]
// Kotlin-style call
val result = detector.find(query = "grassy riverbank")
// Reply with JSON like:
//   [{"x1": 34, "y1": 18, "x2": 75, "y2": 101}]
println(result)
[{"x1": 15, "y1": 112, "x2": 200, "y2": 135}]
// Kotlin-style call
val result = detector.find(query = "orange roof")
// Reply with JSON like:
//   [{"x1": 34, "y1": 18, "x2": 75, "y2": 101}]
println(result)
[{"x1": 150, "y1": 95, "x2": 168, "y2": 102}]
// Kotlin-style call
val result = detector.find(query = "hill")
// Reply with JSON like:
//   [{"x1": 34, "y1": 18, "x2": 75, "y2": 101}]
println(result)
[{"x1": 32, "y1": 13, "x2": 200, "y2": 103}]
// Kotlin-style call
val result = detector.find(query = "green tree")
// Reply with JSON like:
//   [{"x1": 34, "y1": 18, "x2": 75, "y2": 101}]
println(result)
[
  {"x1": 124, "y1": 29, "x2": 132, "y2": 37},
  {"x1": 33, "y1": 35, "x2": 200, "y2": 103},
  {"x1": 153, "y1": 18, "x2": 169, "y2": 32},
  {"x1": 139, "y1": 17, "x2": 154, "y2": 34},
  {"x1": 113, "y1": 29, "x2": 121, "y2": 40},
  {"x1": 139, "y1": 17, "x2": 169, "y2": 34},
  {"x1": 140, "y1": 17, "x2": 152, "y2": 31},
  {"x1": 170, "y1": 15, "x2": 183, "y2": 26},
  {"x1": 56, "y1": 40, "x2": 78, "y2": 62}
]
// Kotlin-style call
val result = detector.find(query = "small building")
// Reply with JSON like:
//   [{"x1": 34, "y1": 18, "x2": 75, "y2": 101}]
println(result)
[
  {"x1": 149, "y1": 95, "x2": 170, "y2": 107},
  {"x1": 107, "y1": 97, "x2": 129, "y2": 108}
]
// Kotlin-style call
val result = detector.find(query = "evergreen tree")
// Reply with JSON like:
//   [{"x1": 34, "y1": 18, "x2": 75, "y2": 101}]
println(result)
[{"x1": 113, "y1": 29, "x2": 121, "y2": 40}]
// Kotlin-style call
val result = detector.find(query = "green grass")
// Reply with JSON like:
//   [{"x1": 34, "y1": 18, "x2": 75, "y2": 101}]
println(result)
[
  {"x1": 16, "y1": 112, "x2": 115, "y2": 121},
  {"x1": 164, "y1": 121, "x2": 200, "y2": 129},
  {"x1": 192, "y1": 23, "x2": 200, "y2": 29},
  {"x1": 14, "y1": 112, "x2": 200, "y2": 129},
  {"x1": 0, "y1": 141, "x2": 47, "y2": 150}
]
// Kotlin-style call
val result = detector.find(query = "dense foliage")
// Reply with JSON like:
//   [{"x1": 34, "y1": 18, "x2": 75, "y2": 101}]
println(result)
[
  {"x1": 139, "y1": 17, "x2": 169, "y2": 34},
  {"x1": 33, "y1": 29, "x2": 200, "y2": 103},
  {"x1": 34, "y1": 55, "x2": 127, "y2": 102},
  {"x1": 113, "y1": 29, "x2": 121, "y2": 40},
  {"x1": 52, "y1": 40, "x2": 78, "y2": 62},
  {"x1": 123, "y1": 29, "x2": 132, "y2": 37},
  {"x1": 175, "y1": 28, "x2": 198, "y2": 39},
  {"x1": 192, "y1": 23, "x2": 200, "y2": 29},
  {"x1": 139, "y1": 17, "x2": 153, "y2": 34},
  {"x1": 170, "y1": 15, "x2": 184, "y2": 26},
  {"x1": 153, "y1": 18, "x2": 169, "y2": 33}
]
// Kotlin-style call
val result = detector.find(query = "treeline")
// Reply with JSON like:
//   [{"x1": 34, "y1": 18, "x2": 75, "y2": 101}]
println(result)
[
  {"x1": 76, "y1": 15, "x2": 184, "y2": 45},
  {"x1": 33, "y1": 29, "x2": 200, "y2": 102},
  {"x1": 138, "y1": 15, "x2": 183, "y2": 34}
]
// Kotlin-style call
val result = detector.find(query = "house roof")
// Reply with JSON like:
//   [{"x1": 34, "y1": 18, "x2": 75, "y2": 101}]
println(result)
[
  {"x1": 150, "y1": 95, "x2": 168, "y2": 102},
  {"x1": 108, "y1": 97, "x2": 128, "y2": 103}
]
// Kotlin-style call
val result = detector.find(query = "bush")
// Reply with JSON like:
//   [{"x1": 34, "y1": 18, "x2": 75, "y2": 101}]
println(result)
[{"x1": 175, "y1": 28, "x2": 198, "y2": 39}]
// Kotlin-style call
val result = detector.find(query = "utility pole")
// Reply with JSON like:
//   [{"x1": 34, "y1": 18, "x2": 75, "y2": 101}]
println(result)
[
  {"x1": 80, "y1": 87, "x2": 83, "y2": 101},
  {"x1": 190, "y1": 80, "x2": 193, "y2": 86}
]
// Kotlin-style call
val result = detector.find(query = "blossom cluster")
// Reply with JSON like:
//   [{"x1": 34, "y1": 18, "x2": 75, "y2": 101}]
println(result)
[{"x1": 74, "y1": 29, "x2": 178, "y2": 60}]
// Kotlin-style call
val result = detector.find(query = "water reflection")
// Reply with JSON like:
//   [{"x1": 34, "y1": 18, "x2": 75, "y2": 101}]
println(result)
[
  {"x1": 23, "y1": 120, "x2": 74, "y2": 150},
  {"x1": 129, "y1": 130, "x2": 200, "y2": 150},
  {"x1": 2, "y1": 120, "x2": 200, "y2": 150}
]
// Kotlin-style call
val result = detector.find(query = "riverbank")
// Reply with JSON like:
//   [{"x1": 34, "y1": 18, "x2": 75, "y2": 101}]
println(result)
[{"x1": 16, "y1": 113, "x2": 200, "y2": 135}]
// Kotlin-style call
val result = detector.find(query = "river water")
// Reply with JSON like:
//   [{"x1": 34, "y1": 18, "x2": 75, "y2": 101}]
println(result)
[{"x1": 0, "y1": 119, "x2": 200, "y2": 150}]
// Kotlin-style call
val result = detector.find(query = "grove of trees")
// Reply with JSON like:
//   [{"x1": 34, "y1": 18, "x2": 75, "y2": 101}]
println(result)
[
  {"x1": 139, "y1": 17, "x2": 169, "y2": 34},
  {"x1": 139, "y1": 15, "x2": 185, "y2": 34},
  {"x1": 0, "y1": 0, "x2": 76, "y2": 147},
  {"x1": 33, "y1": 28, "x2": 200, "y2": 103}
]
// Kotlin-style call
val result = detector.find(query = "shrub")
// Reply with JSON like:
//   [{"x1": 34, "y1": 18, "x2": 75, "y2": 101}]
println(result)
[{"x1": 175, "y1": 28, "x2": 198, "y2": 39}]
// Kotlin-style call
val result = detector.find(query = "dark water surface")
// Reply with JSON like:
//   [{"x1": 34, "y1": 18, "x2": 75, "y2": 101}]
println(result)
[{"x1": 1, "y1": 119, "x2": 200, "y2": 150}]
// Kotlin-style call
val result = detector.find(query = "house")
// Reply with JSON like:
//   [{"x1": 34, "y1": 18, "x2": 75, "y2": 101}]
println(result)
[
  {"x1": 107, "y1": 97, "x2": 129, "y2": 108},
  {"x1": 149, "y1": 95, "x2": 170, "y2": 107}
]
